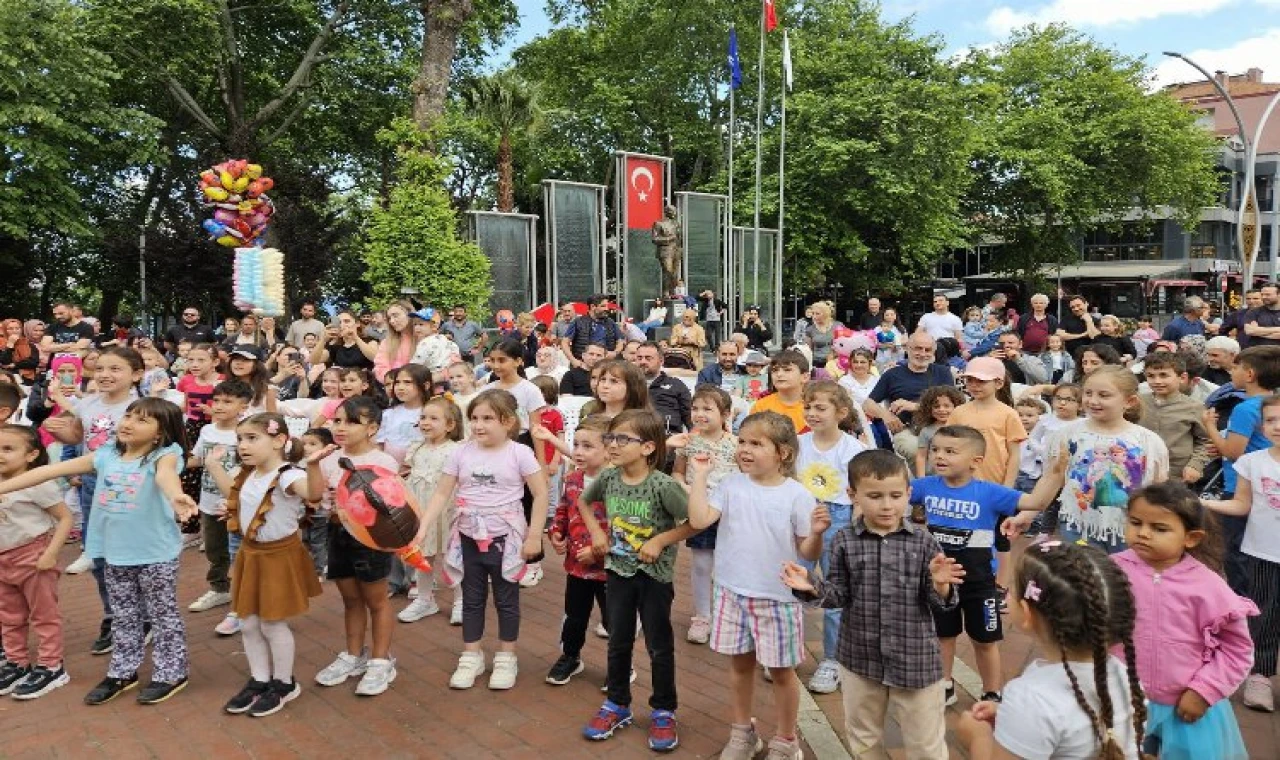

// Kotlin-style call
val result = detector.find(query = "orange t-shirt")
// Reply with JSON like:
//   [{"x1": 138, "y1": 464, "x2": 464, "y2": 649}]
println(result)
[
  {"x1": 751, "y1": 393, "x2": 809, "y2": 434},
  {"x1": 947, "y1": 402, "x2": 1027, "y2": 485}
]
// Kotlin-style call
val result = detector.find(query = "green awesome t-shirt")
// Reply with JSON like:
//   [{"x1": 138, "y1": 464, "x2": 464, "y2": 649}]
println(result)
[{"x1": 583, "y1": 467, "x2": 689, "y2": 583}]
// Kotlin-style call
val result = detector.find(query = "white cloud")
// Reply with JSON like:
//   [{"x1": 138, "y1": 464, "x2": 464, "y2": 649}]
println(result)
[
  {"x1": 986, "y1": 0, "x2": 1233, "y2": 36},
  {"x1": 1150, "y1": 28, "x2": 1280, "y2": 88}
]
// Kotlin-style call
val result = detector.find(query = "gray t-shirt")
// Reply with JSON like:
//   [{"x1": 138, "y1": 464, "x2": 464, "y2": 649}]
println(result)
[
  {"x1": 285, "y1": 318, "x2": 325, "y2": 349},
  {"x1": 76, "y1": 392, "x2": 137, "y2": 451},
  {"x1": 442, "y1": 319, "x2": 484, "y2": 354}
]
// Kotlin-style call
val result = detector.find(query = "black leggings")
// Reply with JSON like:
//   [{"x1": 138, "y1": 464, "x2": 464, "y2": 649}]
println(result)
[{"x1": 460, "y1": 535, "x2": 520, "y2": 644}]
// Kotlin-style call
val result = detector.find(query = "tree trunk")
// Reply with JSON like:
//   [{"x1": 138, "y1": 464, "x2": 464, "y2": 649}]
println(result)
[
  {"x1": 413, "y1": 0, "x2": 474, "y2": 132},
  {"x1": 497, "y1": 133, "x2": 514, "y2": 212}
]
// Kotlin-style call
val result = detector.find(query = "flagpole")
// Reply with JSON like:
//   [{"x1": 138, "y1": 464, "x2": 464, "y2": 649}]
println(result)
[
  {"x1": 752, "y1": 0, "x2": 766, "y2": 314},
  {"x1": 779, "y1": 29, "x2": 788, "y2": 327},
  {"x1": 727, "y1": 41, "x2": 735, "y2": 231}
]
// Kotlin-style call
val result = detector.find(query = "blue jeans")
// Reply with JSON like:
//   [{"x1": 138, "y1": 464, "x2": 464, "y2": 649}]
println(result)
[
  {"x1": 818, "y1": 502, "x2": 853, "y2": 661},
  {"x1": 79, "y1": 472, "x2": 113, "y2": 617}
]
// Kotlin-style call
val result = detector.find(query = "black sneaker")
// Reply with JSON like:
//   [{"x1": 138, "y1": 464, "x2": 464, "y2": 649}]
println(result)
[
  {"x1": 224, "y1": 679, "x2": 270, "y2": 714},
  {"x1": 248, "y1": 679, "x2": 301, "y2": 717},
  {"x1": 12, "y1": 664, "x2": 70, "y2": 700},
  {"x1": 995, "y1": 586, "x2": 1009, "y2": 615},
  {"x1": 142, "y1": 622, "x2": 154, "y2": 646},
  {"x1": 0, "y1": 661, "x2": 30, "y2": 696},
  {"x1": 981, "y1": 691, "x2": 1003, "y2": 703},
  {"x1": 84, "y1": 674, "x2": 139, "y2": 705},
  {"x1": 90, "y1": 619, "x2": 113, "y2": 656},
  {"x1": 545, "y1": 655, "x2": 585, "y2": 686},
  {"x1": 136, "y1": 678, "x2": 188, "y2": 705},
  {"x1": 944, "y1": 679, "x2": 957, "y2": 706}
]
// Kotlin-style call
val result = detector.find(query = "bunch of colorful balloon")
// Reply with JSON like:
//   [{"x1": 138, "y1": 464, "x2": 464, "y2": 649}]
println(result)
[
  {"x1": 198, "y1": 160, "x2": 275, "y2": 247},
  {"x1": 233, "y1": 247, "x2": 286, "y2": 315}
]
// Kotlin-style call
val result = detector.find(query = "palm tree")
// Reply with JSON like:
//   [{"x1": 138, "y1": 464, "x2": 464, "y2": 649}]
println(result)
[{"x1": 463, "y1": 70, "x2": 542, "y2": 212}]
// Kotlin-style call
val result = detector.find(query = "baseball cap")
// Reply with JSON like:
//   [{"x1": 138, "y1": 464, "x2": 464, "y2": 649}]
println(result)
[
  {"x1": 961, "y1": 356, "x2": 1005, "y2": 381},
  {"x1": 229, "y1": 346, "x2": 264, "y2": 362},
  {"x1": 742, "y1": 350, "x2": 769, "y2": 366}
]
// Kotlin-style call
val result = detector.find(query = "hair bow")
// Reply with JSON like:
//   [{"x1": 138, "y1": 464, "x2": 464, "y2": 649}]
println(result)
[
  {"x1": 1024, "y1": 580, "x2": 1043, "y2": 602},
  {"x1": 266, "y1": 418, "x2": 280, "y2": 435}
]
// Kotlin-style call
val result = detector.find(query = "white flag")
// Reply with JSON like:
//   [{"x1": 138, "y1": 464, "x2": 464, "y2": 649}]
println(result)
[{"x1": 782, "y1": 29, "x2": 793, "y2": 91}]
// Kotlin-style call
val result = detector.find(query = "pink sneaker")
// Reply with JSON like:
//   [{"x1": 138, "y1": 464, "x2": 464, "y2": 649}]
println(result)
[
  {"x1": 686, "y1": 617, "x2": 710, "y2": 644},
  {"x1": 215, "y1": 613, "x2": 241, "y2": 636}
]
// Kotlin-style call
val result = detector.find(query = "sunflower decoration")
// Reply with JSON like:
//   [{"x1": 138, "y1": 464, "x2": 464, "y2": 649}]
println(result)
[{"x1": 798, "y1": 461, "x2": 841, "y2": 502}]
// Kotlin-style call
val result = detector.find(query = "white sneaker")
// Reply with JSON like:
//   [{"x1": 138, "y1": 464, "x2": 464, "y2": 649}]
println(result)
[
  {"x1": 65, "y1": 553, "x2": 93, "y2": 575},
  {"x1": 188, "y1": 590, "x2": 232, "y2": 612},
  {"x1": 1242, "y1": 674, "x2": 1275, "y2": 712},
  {"x1": 488, "y1": 652, "x2": 518, "y2": 690},
  {"x1": 354, "y1": 658, "x2": 397, "y2": 696},
  {"x1": 397, "y1": 597, "x2": 439, "y2": 623},
  {"x1": 594, "y1": 622, "x2": 609, "y2": 639},
  {"x1": 449, "y1": 651, "x2": 486, "y2": 689},
  {"x1": 214, "y1": 613, "x2": 242, "y2": 636},
  {"x1": 519, "y1": 563, "x2": 544, "y2": 587},
  {"x1": 808, "y1": 659, "x2": 841, "y2": 694},
  {"x1": 449, "y1": 598, "x2": 463, "y2": 626},
  {"x1": 315, "y1": 648, "x2": 369, "y2": 687}
]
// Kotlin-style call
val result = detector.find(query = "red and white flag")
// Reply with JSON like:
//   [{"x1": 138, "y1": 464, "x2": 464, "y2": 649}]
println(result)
[
  {"x1": 624, "y1": 156, "x2": 665, "y2": 230},
  {"x1": 764, "y1": 0, "x2": 778, "y2": 32}
]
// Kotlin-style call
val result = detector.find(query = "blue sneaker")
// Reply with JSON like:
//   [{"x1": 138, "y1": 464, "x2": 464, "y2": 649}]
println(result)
[
  {"x1": 583, "y1": 700, "x2": 633, "y2": 740},
  {"x1": 648, "y1": 709, "x2": 679, "y2": 752}
]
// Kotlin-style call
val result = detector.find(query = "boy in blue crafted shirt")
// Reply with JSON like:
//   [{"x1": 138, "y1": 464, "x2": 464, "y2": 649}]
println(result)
[{"x1": 911, "y1": 424, "x2": 1063, "y2": 706}]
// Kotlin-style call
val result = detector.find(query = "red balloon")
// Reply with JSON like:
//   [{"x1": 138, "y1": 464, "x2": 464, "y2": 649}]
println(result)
[{"x1": 257, "y1": 177, "x2": 275, "y2": 193}]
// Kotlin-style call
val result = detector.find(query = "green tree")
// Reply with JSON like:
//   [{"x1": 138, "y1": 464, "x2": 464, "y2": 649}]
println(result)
[
  {"x1": 363, "y1": 122, "x2": 491, "y2": 312},
  {"x1": 962, "y1": 25, "x2": 1222, "y2": 277},
  {"x1": 463, "y1": 70, "x2": 543, "y2": 211}
]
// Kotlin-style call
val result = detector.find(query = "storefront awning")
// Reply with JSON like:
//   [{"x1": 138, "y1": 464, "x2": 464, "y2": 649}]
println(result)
[{"x1": 965, "y1": 262, "x2": 1187, "y2": 282}]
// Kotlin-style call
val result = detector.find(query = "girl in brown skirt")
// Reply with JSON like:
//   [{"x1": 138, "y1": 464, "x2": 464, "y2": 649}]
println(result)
[{"x1": 211, "y1": 413, "x2": 326, "y2": 718}]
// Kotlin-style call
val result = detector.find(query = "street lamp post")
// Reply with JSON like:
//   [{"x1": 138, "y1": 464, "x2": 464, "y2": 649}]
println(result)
[{"x1": 1162, "y1": 52, "x2": 1254, "y2": 299}]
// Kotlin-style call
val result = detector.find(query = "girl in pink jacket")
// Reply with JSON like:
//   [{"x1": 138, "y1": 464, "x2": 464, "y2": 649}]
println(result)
[{"x1": 1114, "y1": 482, "x2": 1256, "y2": 760}]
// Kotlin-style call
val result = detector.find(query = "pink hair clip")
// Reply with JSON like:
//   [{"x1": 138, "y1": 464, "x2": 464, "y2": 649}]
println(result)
[
  {"x1": 1037, "y1": 540, "x2": 1062, "y2": 552},
  {"x1": 1024, "y1": 580, "x2": 1043, "y2": 602},
  {"x1": 266, "y1": 419, "x2": 280, "y2": 435}
]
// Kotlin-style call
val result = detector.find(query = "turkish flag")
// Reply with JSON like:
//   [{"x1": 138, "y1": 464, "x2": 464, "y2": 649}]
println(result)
[
  {"x1": 624, "y1": 156, "x2": 665, "y2": 230},
  {"x1": 764, "y1": 0, "x2": 778, "y2": 32}
]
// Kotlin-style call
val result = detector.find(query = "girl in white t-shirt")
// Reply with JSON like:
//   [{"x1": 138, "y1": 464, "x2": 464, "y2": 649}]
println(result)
[
  {"x1": 687, "y1": 410, "x2": 823, "y2": 759},
  {"x1": 957, "y1": 541, "x2": 1144, "y2": 760},
  {"x1": 215, "y1": 413, "x2": 325, "y2": 718},
  {"x1": 795, "y1": 381, "x2": 865, "y2": 694},
  {"x1": 377, "y1": 364, "x2": 426, "y2": 466},
  {"x1": 1049, "y1": 367, "x2": 1169, "y2": 553},
  {"x1": 1204, "y1": 393, "x2": 1280, "y2": 712}
]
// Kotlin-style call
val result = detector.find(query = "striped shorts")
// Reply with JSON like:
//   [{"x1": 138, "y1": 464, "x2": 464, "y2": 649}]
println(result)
[{"x1": 710, "y1": 585, "x2": 805, "y2": 668}]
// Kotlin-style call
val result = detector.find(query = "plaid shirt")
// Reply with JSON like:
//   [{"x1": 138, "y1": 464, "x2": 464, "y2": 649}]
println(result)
[{"x1": 795, "y1": 517, "x2": 958, "y2": 689}]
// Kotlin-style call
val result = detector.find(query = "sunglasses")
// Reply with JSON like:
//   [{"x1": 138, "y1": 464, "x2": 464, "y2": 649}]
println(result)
[{"x1": 602, "y1": 433, "x2": 646, "y2": 446}]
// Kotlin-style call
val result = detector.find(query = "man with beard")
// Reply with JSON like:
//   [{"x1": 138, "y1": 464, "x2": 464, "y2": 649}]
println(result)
[
  {"x1": 696, "y1": 341, "x2": 742, "y2": 391},
  {"x1": 42, "y1": 302, "x2": 95, "y2": 357},
  {"x1": 163, "y1": 305, "x2": 215, "y2": 355}
]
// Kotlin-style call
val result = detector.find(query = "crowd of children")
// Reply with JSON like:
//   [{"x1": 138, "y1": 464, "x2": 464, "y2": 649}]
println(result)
[{"x1": 0, "y1": 297, "x2": 1277, "y2": 760}]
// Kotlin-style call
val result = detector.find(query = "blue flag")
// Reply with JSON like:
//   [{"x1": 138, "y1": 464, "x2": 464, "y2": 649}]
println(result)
[{"x1": 728, "y1": 28, "x2": 743, "y2": 90}]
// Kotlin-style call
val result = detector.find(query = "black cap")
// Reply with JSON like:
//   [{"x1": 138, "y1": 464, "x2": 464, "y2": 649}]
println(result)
[{"x1": 229, "y1": 346, "x2": 264, "y2": 361}]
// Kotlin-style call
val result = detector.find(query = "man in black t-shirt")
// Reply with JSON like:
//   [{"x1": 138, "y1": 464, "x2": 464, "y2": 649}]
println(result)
[
  {"x1": 1056, "y1": 296, "x2": 1099, "y2": 356},
  {"x1": 41, "y1": 302, "x2": 95, "y2": 357},
  {"x1": 1242, "y1": 284, "x2": 1280, "y2": 348},
  {"x1": 163, "y1": 305, "x2": 216, "y2": 353},
  {"x1": 857, "y1": 297, "x2": 884, "y2": 330}
]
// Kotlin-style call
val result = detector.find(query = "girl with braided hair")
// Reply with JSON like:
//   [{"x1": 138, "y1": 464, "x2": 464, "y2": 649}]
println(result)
[
  {"x1": 1121, "y1": 482, "x2": 1254, "y2": 759},
  {"x1": 956, "y1": 541, "x2": 1145, "y2": 759}
]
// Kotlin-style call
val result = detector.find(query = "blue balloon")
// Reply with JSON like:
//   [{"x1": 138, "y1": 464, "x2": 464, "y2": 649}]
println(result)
[{"x1": 202, "y1": 219, "x2": 223, "y2": 236}]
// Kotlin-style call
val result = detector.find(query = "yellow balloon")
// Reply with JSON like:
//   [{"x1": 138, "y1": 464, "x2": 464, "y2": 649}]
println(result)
[
  {"x1": 245, "y1": 164, "x2": 264, "y2": 180},
  {"x1": 216, "y1": 235, "x2": 239, "y2": 247},
  {"x1": 203, "y1": 186, "x2": 229, "y2": 201},
  {"x1": 232, "y1": 176, "x2": 250, "y2": 194},
  {"x1": 220, "y1": 170, "x2": 236, "y2": 191}
]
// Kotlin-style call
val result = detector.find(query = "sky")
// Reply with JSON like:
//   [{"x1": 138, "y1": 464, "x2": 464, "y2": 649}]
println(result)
[{"x1": 498, "y1": 0, "x2": 1280, "y2": 87}]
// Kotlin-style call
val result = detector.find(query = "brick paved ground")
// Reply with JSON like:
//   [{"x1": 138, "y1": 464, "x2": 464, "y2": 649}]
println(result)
[
  {"x1": 3, "y1": 541, "x2": 810, "y2": 759},
  {"x1": 6, "y1": 538, "x2": 1279, "y2": 758}
]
